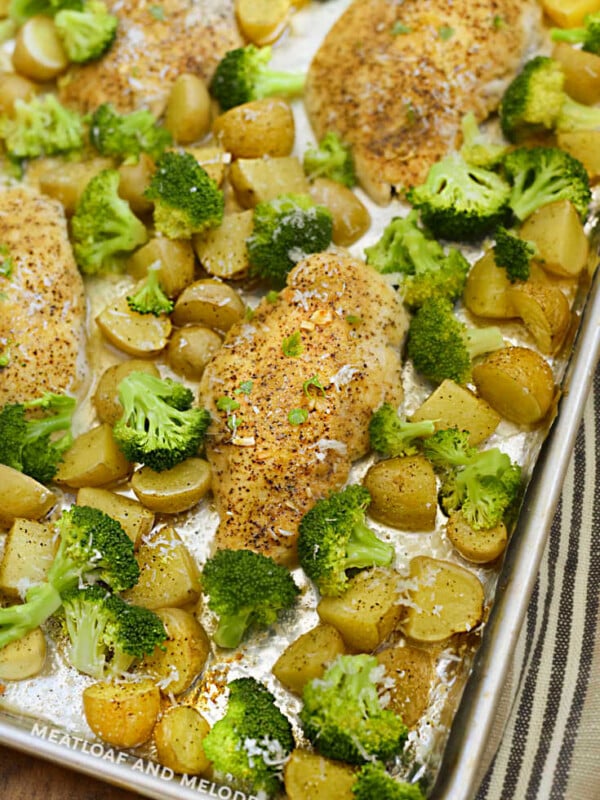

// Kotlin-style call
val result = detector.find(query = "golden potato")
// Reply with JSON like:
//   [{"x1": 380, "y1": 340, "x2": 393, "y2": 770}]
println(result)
[
  {"x1": 0, "y1": 466, "x2": 55, "y2": 528},
  {"x1": 229, "y1": 156, "x2": 309, "y2": 208},
  {"x1": 400, "y1": 556, "x2": 485, "y2": 643},
  {"x1": 124, "y1": 526, "x2": 201, "y2": 609},
  {"x1": 0, "y1": 518, "x2": 57, "y2": 598},
  {"x1": 0, "y1": 627, "x2": 46, "y2": 681},
  {"x1": 472, "y1": 346, "x2": 556, "y2": 425},
  {"x1": 557, "y1": 130, "x2": 600, "y2": 182},
  {"x1": 96, "y1": 294, "x2": 171, "y2": 357},
  {"x1": 172, "y1": 279, "x2": 245, "y2": 332},
  {"x1": 118, "y1": 154, "x2": 155, "y2": 216},
  {"x1": 192, "y1": 209, "x2": 254, "y2": 280},
  {"x1": 12, "y1": 16, "x2": 68, "y2": 81},
  {"x1": 463, "y1": 250, "x2": 517, "y2": 319},
  {"x1": 446, "y1": 511, "x2": 508, "y2": 564},
  {"x1": 272, "y1": 624, "x2": 348, "y2": 695},
  {"x1": 364, "y1": 455, "x2": 437, "y2": 531},
  {"x1": 317, "y1": 568, "x2": 404, "y2": 652},
  {"x1": 184, "y1": 145, "x2": 227, "y2": 187},
  {"x1": 75, "y1": 487, "x2": 154, "y2": 549},
  {"x1": 541, "y1": 0, "x2": 600, "y2": 27},
  {"x1": 519, "y1": 200, "x2": 589, "y2": 278},
  {"x1": 376, "y1": 644, "x2": 434, "y2": 728},
  {"x1": 167, "y1": 326, "x2": 222, "y2": 380},
  {"x1": 0, "y1": 72, "x2": 38, "y2": 117},
  {"x1": 213, "y1": 98, "x2": 295, "y2": 159},
  {"x1": 165, "y1": 74, "x2": 212, "y2": 144},
  {"x1": 83, "y1": 679, "x2": 160, "y2": 748},
  {"x1": 36, "y1": 157, "x2": 114, "y2": 215},
  {"x1": 235, "y1": 0, "x2": 293, "y2": 46},
  {"x1": 284, "y1": 749, "x2": 356, "y2": 800},
  {"x1": 154, "y1": 706, "x2": 211, "y2": 775},
  {"x1": 93, "y1": 359, "x2": 160, "y2": 425},
  {"x1": 54, "y1": 424, "x2": 131, "y2": 488},
  {"x1": 507, "y1": 281, "x2": 571, "y2": 355},
  {"x1": 143, "y1": 608, "x2": 210, "y2": 694},
  {"x1": 410, "y1": 379, "x2": 500, "y2": 446},
  {"x1": 308, "y1": 177, "x2": 371, "y2": 246},
  {"x1": 130, "y1": 458, "x2": 212, "y2": 514},
  {"x1": 552, "y1": 41, "x2": 600, "y2": 105},
  {"x1": 128, "y1": 237, "x2": 195, "y2": 299}
]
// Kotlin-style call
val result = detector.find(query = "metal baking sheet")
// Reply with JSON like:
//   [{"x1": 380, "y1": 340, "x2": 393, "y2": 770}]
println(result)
[{"x1": 1, "y1": 1, "x2": 600, "y2": 798}]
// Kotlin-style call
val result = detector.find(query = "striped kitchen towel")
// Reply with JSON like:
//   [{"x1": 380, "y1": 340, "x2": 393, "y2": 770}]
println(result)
[{"x1": 476, "y1": 364, "x2": 600, "y2": 800}]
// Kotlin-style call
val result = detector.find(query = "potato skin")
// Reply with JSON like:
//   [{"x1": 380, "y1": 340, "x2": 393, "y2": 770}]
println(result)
[
  {"x1": 284, "y1": 749, "x2": 356, "y2": 800},
  {"x1": 83, "y1": 679, "x2": 160, "y2": 748},
  {"x1": 364, "y1": 455, "x2": 437, "y2": 531},
  {"x1": 213, "y1": 97, "x2": 295, "y2": 158},
  {"x1": 272, "y1": 624, "x2": 347, "y2": 695},
  {"x1": 167, "y1": 326, "x2": 222, "y2": 381},
  {"x1": 0, "y1": 465, "x2": 56, "y2": 527},
  {"x1": 93, "y1": 359, "x2": 160, "y2": 426},
  {"x1": 376, "y1": 644, "x2": 434, "y2": 728},
  {"x1": 143, "y1": 608, "x2": 210, "y2": 695},
  {"x1": 154, "y1": 706, "x2": 211, "y2": 775},
  {"x1": 130, "y1": 458, "x2": 212, "y2": 514},
  {"x1": 446, "y1": 511, "x2": 507, "y2": 564}
]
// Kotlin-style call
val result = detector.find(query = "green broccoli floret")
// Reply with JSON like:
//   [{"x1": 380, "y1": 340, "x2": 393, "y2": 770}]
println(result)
[
  {"x1": 71, "y1": 168, "x2": 148, "y2": 274},
  {"x1": 54, "y1": 1, "x2": 117, "y2": 64},
  {"x1": 406, "y1": 296, "x2": 505, "y2": 385},
  {"x1": 61, "y1": 585, "x2": 166, "y2": 678},
  {"x1": 246, "y1": 193, "x2": 333, "y2": 287},
  {"x1": 0, "y1": 505, "x2": 139, "y2": 651},
  {"x1": 406, "y1": 153, "x2": 511, "y2": 241},
  {"x1": 297, "y1": 485, "x2": 394, "y2": 597},
  {"x1": 300, "y1": 654, "x2": 408, "y2": 764},
  {"x1": 551, "y1": 12, "x2": 600, "y2": 54},
  {"x1": 369, "y1": 403, "x2": 435, "y2": 457},
  {"x1": 364, "y1": 210, "x2": 470, "y2": 307},
  {"x1": 210, "y1": 44, "x2": 305, "y2": 111},
  {"x1": 0, "y1": 392, "x2": 75, "y2": 483},
  {"x1": 201, "y1": 549, "x2": 300, "y2": 648},
  {"x1": 144, "y1": 150, "x2": 224, "y2": 239},
  {"x1": 459, "y1": 112, "x2": 509, "y2": 169},
  {"x1": 352, "y1": 763, "x2": 426, "y2": 800},
  {"x1": 9, "y1": 0, "x2": 81, "y2": 24},
  {"x1": 500, "y1": 56, "x2": 600, "y2": 142},
  {"x1": 0, "y1": 94, "x2": 83, "y2": 160},
  {"x1": 113, "y1": 371, "x2": 210, "y2": 471},
  {"x1": 502, "y1": 145, "x2": 591, "y2": 222},
  {"x1": 303, "y1": 131, "x2": 356, "y2": 187},
  {"x1": 202, "y1": 677, "x2": 294, "y2": 796},
  {"x1": 88, "y1": 103, "x2": 172, "y2": 164},
  {"x1": 492, "y1": 226, "x2": 535, "y2": 282},
  {"x1": 127, "y1": 263, "x2": 173, "y2": 316},
  {"x1": 423, "y1": 429, "x2": 522, "y2": 530}
]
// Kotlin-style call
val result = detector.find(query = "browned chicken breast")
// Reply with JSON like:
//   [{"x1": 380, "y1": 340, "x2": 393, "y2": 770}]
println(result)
[
  {"x1": 58, "y1": 0, "x2": 242, "y2": 114},
  {"x1": 0, "y1": 188, "x2": 86, "y2": 405},
  {"x1": 305, "y1": 0, "x2": 541, "y2": 203},
  {"x1": 199, "y1": 251, "x2": 407, "y2": 565}
]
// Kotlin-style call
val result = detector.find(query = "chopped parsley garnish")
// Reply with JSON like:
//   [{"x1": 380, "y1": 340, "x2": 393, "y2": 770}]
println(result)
[
  {"x1": 266, "y1": 290, "x2": 279, "y2": 304},
  {"x1": 0, "y1": 344, "x2": 10, "y2": 368},
  {"x1": 346, "y1": 315, "x2": 362, "y2": 325},
  {"x1": 282, "y1": 331, "x2": 303, "y2": 357},
  {"x1": 149, "y1": 4, "x2": 165, "y2": 19},
  {"x1": 217, "y1": 396, "x2": 241, "y2": 413},
  {"x1": 492, "y1": 14, "x2": 506, "y2": 29},
  {"x1": 438, "y1": 25, "x2": 455, "y2": 40},
  {"x1": 303, "y1": 374, "x2": 326, "y2": 397},
  {"x1": 244, "y1": 306, "x2": 255, "y2": 321},
  {"x1": 391, "y1": 21, "x2": 411, "y2": 35},
  {"x1": 226, "y1": 414, "x2": 242, "y2": 434},
  {"x1": 235, "y1": 380, "x2": 253, "y2": 396},
  {"x1": 0, "y1": 244, "x2": 13, "y2": 278},
  {"x1": 288, "y1": 408, "x2": 309, "y2": 425}
]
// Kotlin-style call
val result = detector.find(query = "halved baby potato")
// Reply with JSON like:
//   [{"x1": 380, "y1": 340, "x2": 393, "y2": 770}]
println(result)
[
  {"x1": 130, "y1": 458, "x2": 212, "y2": 514},
  {"x1": 93, "y1": 359, "x2": 160, "y2": 426},
  {"x1": 154, "y1": 706, "x2": 211, "y2": 775},
  {"x1": 446, "y1": 510, "x2": 508, "y2": 564},
  {"x1": 363, "y1": 455, "x2": 437, "y2": 531},
  {"x1": 272, "y1": 624, "x2": 348, "y2": 695},
  {"x1": 213, "y1": 97, "x2": 295, "y2": 159},
  {"x1": 75, "y1": 487, "x2": 154, "y2": 549},
  {"x1": 0, "y1": 465, "x2": 56, "y2": 527},
  {"x1": 235, "y1": 0, "x2": 293, "y2": 46},
  {"x1": 192, "y1": 209, "x2": 254, "y2": 280},
  {"x1": 376, "y1": 643, "x2": 435, "y2": 728},
  {"x1": 0, "y1": 627, "x2": 46, "y2": 681},
  {"x1": 519, "y1": 199, "x2": 589, "y2": 278},
  {"x1": 463, "y1": 250, "x2": 517, "y2": 319},
  {"x1": 83, "y1": 679, "x2": 160, "y2": 748},
  {"x1": 284, "y1": 749, "x2": 357, "y2": 800},
  {"x1": 54, "y1": 424, "x2": 131, "y2": 488},
  {"x1": 96, "y1": 293, "x2": 172, "y2": 357},
  {"x1": 507, "y1": 281, "x2": 571, "y2": 355},
  {"x1": 172, "y1": 279, "x2": 245, "y2": 332},
  {"x1": 12, "y1": 16, "x2": 68, "y2": 81}
]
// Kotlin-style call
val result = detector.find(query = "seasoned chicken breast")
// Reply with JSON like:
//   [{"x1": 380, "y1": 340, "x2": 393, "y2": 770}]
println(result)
[
  {"x1": 199, "y1": 251, "x2": 408, "y2": 565},
  {"x1": 0, "y1": 188, "x2": 86, "y2": 405},
  {"x1": 305, "y1": 0, "x2": 542, "y2": 203},
  {"x1": 58, "y1": 0, "x2": 242, "y2": 114}
]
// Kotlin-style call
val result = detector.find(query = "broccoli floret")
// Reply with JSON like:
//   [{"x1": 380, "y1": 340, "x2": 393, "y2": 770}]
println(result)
[
  {"x1": 303, "y1": 131, "x2": 356, "y2": 187},
  {"x1": 0, "y1": 505, "x2": 139, "y2": 651},
  {"x1": 551, "y1": 12, "x2": 600, "y2": 54},
  {"x1": 300, "y1": 654, "x2": 408, "y2": 764},
  {"x1": 201, "y1": 549, "x2": 300, "y2": 648},
  {"x1": 502, "y1": 145, "x2": 591, "y2": 222},
  {"x1": 0, "y1": 392, "x2": 75, "y2": 483},
  {"x1": 202, "y1": 677, "x2": 294, "y2": 796},
  {"x1": 406, "y1": 153, "x2": 511, "y2": 241},
  {"x1": 423, "y1": 429, "x2": 522, "y2": 529},
  {"x1": 127, "y1": 263, "x2": 173, "y2": 316},
  {"x1": 9, "y1": 0, "x2": 81, "y2": 24},
  {"x1": 364, "y1": 210, "x2": 470, "y2": 307},
  {"x1": 71, "y1": 168, "x2": 148, "y2": 274},
  {"x1": 492, "y1": 226, "x2": 535, "y2": 282},
  {"x1": 297, "y1": 485, "x2": 394, "y2": 597},
  {"x1": 246, "y1": 193, "x2": 333, "y2": 287},
  {"x1": 88, "y1": 103, "x2": 172, "y2": 164},
  {"x1": 369, "y1": 403, "x2": 435, "y2": 457},
  {"x1": 210, "y1": 44, "x2": 305, "y2": 111},
  {"x1": 144, "y1": 151, "x2": 224, "y2": 239},
  {"x1": 61, "y1": 585, "x2": 166, "y2": 678},
  {"x1": 459, "y1": 112, "x2": 508, "y2": 169},
  {"x1": 0, "y1": 94, "x2": 83, "y2": 160},
  {"x1": 352, "y1": 763, "x2": 426, "y2": 800},
  {"x1": 500, "y1": 56, "x2": 600, "y2": 142},
  {"x1": 54, "y1": 1, "x2": 117, "y2": 64},
  {"x1": 406, "y1": 296, "x2": 505, "y2": 385},
  {"x1": 113, "y1": 371, "x2": 210, "y2": 471}
]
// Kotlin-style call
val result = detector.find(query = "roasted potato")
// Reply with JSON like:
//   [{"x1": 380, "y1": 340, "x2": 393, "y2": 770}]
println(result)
[
  {"x1": 154, "y1": 706, "x2": 211, "y2": 775},
  {"x1": 130, "y1": 458, "x2": 212, "y2": 514},
  {"x1": 83, "y1": 679, "x2": 160, "y2": 748},
  {"x1": 364, "y1": 455, "x2": 437, "y2": 531},
  {"x1": 272, "y1": 624, "x2": 348, "y2": 695},
  {"x1": 167, "y1": 326, "x2": 223, "y2": 380},
  {"x1": 463, "y1": 250, "x2": 517, "y2": 319},
  {"x1": 96, "y1": 294, "x2": 172, "y2": 357},
  {"x1": 165, "y1": 74, "x2": 212, "y2": 144},
  {"x1": 0, "y1": 518, "x2": 57, "y2": 598},
  {"x1": 507, "y1": 281, "x2": 571, "y2": 355},
  {"x1": 0, "y1": 72, "x2": 38, "y2": 117},
  {"x1": 128, "y1": 237, "x2": 195, "y2": 299},
  {"x1": 400, "y1": 556, "x2": 485, "y2": 643},
  {"x1": 519, "y1": 200, "x2": 589, "y2": 278},
  {"x1": 284, "y1": 749, "x2": 356, "y2": 800},
  {"x1": 308, "y1": 177, "x2": 371, "y2": 246},
  {"x1": 213, "y1": 97, "x2": 295, "y2": 158},
  {"x1": 142, "y1": 608, "x2": 210, "y2": 694},
  {"x1": 93, "y1": 359, "x2": 160, "y2": 426},
  {"x1": 12, "y1": 16, "x2": 68, "y2": 81},
  {"x1": 172, "y1": 279, "x2": 245, "y2": 332},
  {"x1": 192, "y1": 209, "x2": 254, "y2": 280},
  {"x1": 235, "y1": 0, "x2": 293, "y2": 46},
  {"x1": 229, "y1": 156, "x2": 309, "y2": 208},
  {"x1": 557, "y1": 130, "x2": 600, "y2": 182},
  {"x1": 376, "y1": 644, "x2": 434, "y2": 728},
  {"x1": 54, "y1": 423, "x2": 131, "y2": 488},
  {"x1": 118, "y1": 153, "x2": 155, "y2": 215},
  {"x1": 0, "y1": 466, "x2": 55, "y2": 527},
  {"x1": 446, "y1": 511, "x2": 508, "y2": 564},
  {"x1": 552, "y1": 41, "x2": 600, "y2": 105},
  {"x1": 37, "y1": 157, "x2": 114, "y2": 215},
  {"x1": 75, "y1": 487, "x2": 154, "y2": 549},
  {"x1": 0, "y1": 627, "x2": 46, "y2": 681}
]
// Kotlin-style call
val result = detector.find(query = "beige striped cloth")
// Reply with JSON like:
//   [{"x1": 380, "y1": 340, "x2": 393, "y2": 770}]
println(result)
[{"x1": 476, "y1": 364, "x2": 600, "y2": 800}]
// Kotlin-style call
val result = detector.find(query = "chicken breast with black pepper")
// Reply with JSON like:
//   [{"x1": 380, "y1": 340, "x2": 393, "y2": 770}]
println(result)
[
  {"x1": 0, "y1": 187, "x2": 86, "y2": 405},
  {"x1": 199, "y1": 251, "x2": 407, "y2": 566},
  {"x1": 305, "y1": 0, "x2": 542, "y2": 203}
]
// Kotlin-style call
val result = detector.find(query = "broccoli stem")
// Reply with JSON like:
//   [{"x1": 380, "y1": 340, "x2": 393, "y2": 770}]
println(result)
[
  {"x1": 556, "y1": 96, "x2": 600, "y2": 131},
  {"x1": 345, "y1": 521, "x2": 394, "y2": 571},
  {"x1": 213, "y1": 610, "x2": 252, "y2": 649},
  {"x1": 0, "y1": 582, "x2": 62, "y2": 649},
  {"x1": 464, "y1": 326, "x2": 504, "y2": 360},
  {"x1": 254, "y1": 72, "x2": 305, "y2": 100}
]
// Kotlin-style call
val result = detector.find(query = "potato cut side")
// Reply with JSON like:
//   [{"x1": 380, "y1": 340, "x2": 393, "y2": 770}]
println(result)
[
  {"x1": 541, "y1": 0, "x2": 600, "y2": 28},
  {"x1": 229, "y1": 156, "x2": 309, "y2": 208},
  {"x1": 0, "y1": 627, "x2": 46, "y2": 681},
  {"x1": 128, "y1": 237, "x2": 195, "y2": 298},
  {"x1": 364, "y1": 455, "x2": 437, "y2": 531},
  {"x1": 400, "y1": 556, "x2": 485, "y2": 643},
  {"x1": 172, "y1": 279, "x2": 245, "y2": 332},
  {"x1": 0, "y1": 518, "x2": 57, "y2": 598},
  {"x1": 130, "y1": 458, "x2": 212, "y2": 514},
  {"x1": 463, "y1": 250, "x2": 518, "y2": 320},
  {"x1": 154, "y1": 706, "x2": 211, "y2": 775},
  {"x1": 284, "y1": 749, "x2": 357, "y2": 800},
  {"x1": 93, "y1": 359, "x2": 160, "y2": 426},
  {"x1": 235, "y1": 0, "x2": 293, "y2": 46},
  {"x1": 75, "y1": 487, "x2": 154, "y2": 549},
  {"x1": 193, "y1": 209, "x2": 254, "y2": 280},
  {"x1": 519, "y1": 200, "x2": 589, "y2": 278},
  {"x1": 309, "y1": 178, "x2": 371, "y2": 247},
  {"x1": 0, "y1": 465, "x2": 56, "y2": 527},
  {"x1": 557, "y1": 130, "x2": 600, "y2": 183},
  {"x1": 12, "y1": 16, "x2": 68, "y2": 81},
  {"x1": 507, "y1": 282, "x2": 571, "y2": 355},
  {"x1": 376, "y1": 644, "x2": 435, "y2": 728},
  {"x1": 213, "y1": 97, "x2": 295, "y2": 159},
  {"x1": 83, "y1": 679, "x2": 160, "y2": 748},
  {"x1": 273, "y1": 624, "x2": 348, "y2": 695},
  {"x1": 54, "y1": 423, "x2": 131, "y2": 488},
  {"x1": 446, "y1": 511, "x2": 508, "y2": 564},
  {"x1": 96, "y1": 293, "x2": 172, "y2": 357},
  {"x1": 552, "y1": 41, "x2": 600, "y2": 105}
]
